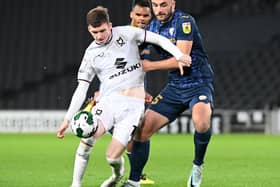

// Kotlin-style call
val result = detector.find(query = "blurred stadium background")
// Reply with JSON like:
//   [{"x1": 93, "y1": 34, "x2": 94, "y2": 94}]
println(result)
[{"x1": 1, "y1": 0, "x2": 280, "y2": 134}]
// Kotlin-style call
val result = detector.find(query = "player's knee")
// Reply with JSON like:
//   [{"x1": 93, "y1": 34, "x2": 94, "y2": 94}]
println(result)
[
  {"x1": 137, "y1": 122, "x2": 155, "y2": 141},
  {"x1": 76, "y1": 137, "x2": 95, "y2": 159},
  {"x1": 134, "y1": 128, "x2": 151, "y2": 141},
  {"x1": 194, "y1": 121, "x2": 210, "y2": 133},
  {"x1": 139, "y1": 132, "x2": 152, "y2": 141}
]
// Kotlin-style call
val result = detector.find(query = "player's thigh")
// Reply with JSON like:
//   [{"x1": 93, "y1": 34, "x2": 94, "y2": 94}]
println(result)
[
  {"x1": 113, "y1": 100, "x2": 144, "y2": 146},
  {"x1": 136, "y1": 109, "x2": 169, "y2": 141},
  {"x1": 107, "y1": 115, "x2": 139, "y2": 158}
]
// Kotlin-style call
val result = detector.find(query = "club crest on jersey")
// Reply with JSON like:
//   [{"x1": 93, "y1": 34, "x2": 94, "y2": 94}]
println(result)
[
  {"x1": 97, "y1": 52, "x2": 104, "y2": 57},
  {"x1": 169, "y1": 27, "x2": 175, "y2": 36},
  {"x1": 182, "y1": 22, "x2": 191, "y2": 34},
  {"x1": 116, "y1": 37, "x2": 126, "y2": 47}
]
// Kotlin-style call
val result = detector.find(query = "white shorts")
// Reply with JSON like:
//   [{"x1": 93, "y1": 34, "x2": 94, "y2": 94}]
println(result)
[{"x1": 92, "y1": 93, "x2": 144, "y2": 146}]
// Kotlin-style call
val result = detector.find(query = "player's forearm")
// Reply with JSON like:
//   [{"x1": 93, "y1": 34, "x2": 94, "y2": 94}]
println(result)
[
  {"x1": 64, "y1": 80, "x2": 90, "y2": 121},
  {"x1": 142, "y1": 57, "x2": 178, "y2": 71}
]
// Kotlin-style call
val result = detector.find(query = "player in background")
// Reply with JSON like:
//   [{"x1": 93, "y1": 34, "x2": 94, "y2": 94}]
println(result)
[
  {"x1": 130, "y1": 0, "x2": 153, "y2": 29},
  {"x1": 56, "y1": 5, "x2": 191, "y2": 187},
  {"x1": 128, "y1": 0, "x2": 155, "y2": 185},
  {"x1": 122, "y1": 0, "x2": 214, "y2": 187}
]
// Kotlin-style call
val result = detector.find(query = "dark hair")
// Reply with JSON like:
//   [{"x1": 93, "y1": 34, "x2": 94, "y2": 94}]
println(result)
[
  {"x1": 131, "y1": 0, "x2": 152, "y2": 10},
  {"x1": 86, "y1": 6, "x2": 110, "y2": 27}
]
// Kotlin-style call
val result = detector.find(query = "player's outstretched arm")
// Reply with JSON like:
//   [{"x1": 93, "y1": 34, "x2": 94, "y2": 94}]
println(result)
[
  {"x1": 144, "y1": 31, "x2": 181, "y2": 57},
  {"x1": 56, "y1": 80, "x2": 90, "y2": 139}
]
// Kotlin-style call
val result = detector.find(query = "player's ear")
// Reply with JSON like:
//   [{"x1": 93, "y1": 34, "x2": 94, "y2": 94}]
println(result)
[
  {"x1": 87, "y1": 25, "x2": 91, "y2": 32},
  {"x1": 130, "y1": 11, "x2": 133, "y2": 20},
  {"x1": 172, "y1": 0, "x2": 176, "y2": 11},
  {"x1": 108, "y1": 22, "x2": 112, "y2": 29}
]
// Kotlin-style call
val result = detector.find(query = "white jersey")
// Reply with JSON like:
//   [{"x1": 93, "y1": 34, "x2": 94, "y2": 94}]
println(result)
[
  {"x1": 64, "y1": 25, "x2": 184, "y2": 120},
  {"x1": 78, "y1": 26, "x2": 146, "y2": 97}
]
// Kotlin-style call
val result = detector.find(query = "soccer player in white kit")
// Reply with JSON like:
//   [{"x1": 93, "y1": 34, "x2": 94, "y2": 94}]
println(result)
[{"x1": 56, "y1": 6, "x2": 191, "y2": 187}]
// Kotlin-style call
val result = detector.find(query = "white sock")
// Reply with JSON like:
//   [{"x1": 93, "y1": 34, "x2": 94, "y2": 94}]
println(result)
[
  {"x1": 71, "y1": 137, "x2": 95, "y2": 186},
  {"x1": 127, "y1": 179, "x2": 140, "y2": 186},
  {"x1": 106, "y1": 156, "x2": 125, "y2": 178}
]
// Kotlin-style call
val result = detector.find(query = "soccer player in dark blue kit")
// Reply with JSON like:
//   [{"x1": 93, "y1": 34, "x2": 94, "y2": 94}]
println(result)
[{"x1": 122, "y1": 0, "x2": 214, "y2": 187}]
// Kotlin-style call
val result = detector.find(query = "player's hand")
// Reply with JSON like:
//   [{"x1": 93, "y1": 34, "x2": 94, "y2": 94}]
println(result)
[
  {"x1": 57, "y1": 119, "x2": 70, "y2": 139},
  {"x1": 178, "y1": 55, "x2": 192, "y2": 75},
  {"x1": 145, "y1": 92, "x2": 153, "y2": 104},
  {"x1": 141, "y1": 59, "x2": 153, "y2": 71}
]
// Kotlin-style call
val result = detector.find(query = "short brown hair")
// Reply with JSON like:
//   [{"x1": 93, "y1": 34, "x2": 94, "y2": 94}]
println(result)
[{"x1": 86, "y1": 6, "x2": 110, "y2": 27}]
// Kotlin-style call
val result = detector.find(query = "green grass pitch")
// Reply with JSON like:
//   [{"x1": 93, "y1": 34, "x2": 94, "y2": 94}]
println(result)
[{"x1": 0, "y1": 133, "x2": 280, "y2": 187}]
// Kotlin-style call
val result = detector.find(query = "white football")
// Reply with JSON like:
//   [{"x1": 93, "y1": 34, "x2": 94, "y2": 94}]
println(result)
[{"x1": 70, "y1": 111, "x2": 98, "y2": 138}]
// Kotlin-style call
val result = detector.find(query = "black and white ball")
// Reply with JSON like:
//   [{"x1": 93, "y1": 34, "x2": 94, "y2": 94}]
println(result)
[{"x1": 70, "y1": 111, "x2": 98, "y2": 138}]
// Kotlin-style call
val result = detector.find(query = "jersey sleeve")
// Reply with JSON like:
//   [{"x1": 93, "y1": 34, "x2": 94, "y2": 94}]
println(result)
[
  {"x1": 130, "y1": 26, "x2": 147, "y2": 44},
  {"x1": 77, "y1": 50, "x2": 95, "y2": 82},
  {"x1": 176, "y1": 15, "x2": 195, "y2": 41},
  {"x1": 144, "y1": 30, "x2": 183, "y2": 60},
  {"x1": 64, "y1": 81, "x2": 90, "y2": 120},
  {"x1": 127, "y1": 26, "x2": 151, "y2": 59}
]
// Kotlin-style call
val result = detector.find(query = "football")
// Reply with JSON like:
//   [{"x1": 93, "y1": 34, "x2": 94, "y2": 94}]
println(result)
[{"x1": 70, "y1": 110, "x2": 98, "y2": 138}]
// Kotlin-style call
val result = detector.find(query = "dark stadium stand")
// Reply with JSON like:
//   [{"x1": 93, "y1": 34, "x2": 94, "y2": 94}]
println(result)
[
  {"x1": 211, "y1": 33, "x2": 280, "y2": 109},
  {"x1": 0, "y1": 0, "x2": 280, "y2": 110}
]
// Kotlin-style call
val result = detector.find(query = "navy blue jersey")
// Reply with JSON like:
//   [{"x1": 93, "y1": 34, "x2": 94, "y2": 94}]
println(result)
[{"x1": 146, "y1": 10, "x2": 214, "y2": 88}]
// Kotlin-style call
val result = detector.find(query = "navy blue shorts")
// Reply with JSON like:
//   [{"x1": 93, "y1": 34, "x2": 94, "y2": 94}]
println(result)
[{"x1": 148, "y1": 83, "x2": 214, "y2": 122}]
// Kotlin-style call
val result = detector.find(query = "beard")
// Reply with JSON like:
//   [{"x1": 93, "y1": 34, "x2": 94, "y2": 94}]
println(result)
[{"x1": 155, "y1": 7, "x2": 173, "y2": 22}]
